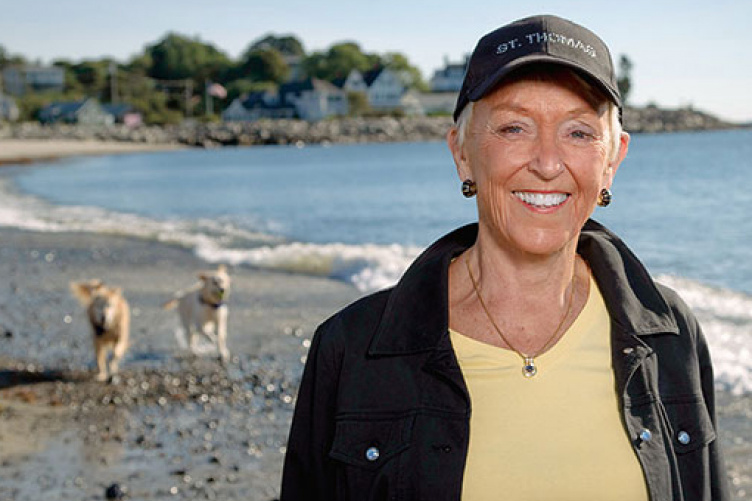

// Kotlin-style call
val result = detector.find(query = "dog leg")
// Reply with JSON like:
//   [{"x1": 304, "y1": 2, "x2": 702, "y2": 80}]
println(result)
[
  {"x1": 110, "y1": 338, "x2": 128, "y2": 376},
  {"x1": 94, "y1": 339, "x2": 108, "y2": 381},
  {"x1": 216, "y1": 313, "x2": 230, "y2": 363}
]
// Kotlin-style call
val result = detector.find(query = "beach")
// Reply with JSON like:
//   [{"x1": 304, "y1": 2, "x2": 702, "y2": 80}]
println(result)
[
  {"x1": 0, "y1": 139, "x2": 750, "y2": 500},
  {"x1": 0, "y1": 139, "x2": 184, "y2": 166}
]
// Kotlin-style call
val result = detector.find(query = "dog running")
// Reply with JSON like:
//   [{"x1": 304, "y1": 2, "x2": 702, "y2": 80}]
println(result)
[
  {"x1": 70, "y1": 280, "x2": 131, "y2": 381},
  {"x1": 162, "y1": 264, "x2": 231, "y2": 362}
]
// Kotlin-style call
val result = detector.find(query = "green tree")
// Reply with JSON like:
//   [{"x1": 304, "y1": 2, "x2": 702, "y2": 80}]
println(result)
[
  {"x1": 347, "y1": 91, "x2": 370, "y2": 116},
  {"x1": 303, "y1": 42, "x2": 378, "y2": 81},
  {"x1": 238, "y1": 48, "x2": 289, "y2": 83},
  {"x1": 381, "y1": 52, "x2": 427, "y2": 91},
  {"x1": 145, "y1": 32, "x2": 233, "y2": 83},
  {"x1": 224, "y1": 79, "x2": 276, "y2": 103},
  {"x1": 617, "y1": 54, "x2": 633, "y2": 104},
  {"x1": 247, "y1": 34, "x2": 305, "y2": 56}
]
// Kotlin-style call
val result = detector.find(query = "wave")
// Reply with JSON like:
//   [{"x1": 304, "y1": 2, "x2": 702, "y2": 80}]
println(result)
[
  {"x1": 656, "y1": 274, "x2": 752, "y2": 396},
  {"x1": 2, "y1": 177, "x2": 750, "y2": 395}
]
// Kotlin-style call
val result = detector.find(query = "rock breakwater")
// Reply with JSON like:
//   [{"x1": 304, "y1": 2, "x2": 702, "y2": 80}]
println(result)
[{"x1": 0, "y1": 106, "x2": 743, "y2": 149}]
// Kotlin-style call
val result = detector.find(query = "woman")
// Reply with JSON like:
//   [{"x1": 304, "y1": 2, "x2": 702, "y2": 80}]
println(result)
[{"x1": 281, "y1": 15, "x2": 728, "y2": 501}]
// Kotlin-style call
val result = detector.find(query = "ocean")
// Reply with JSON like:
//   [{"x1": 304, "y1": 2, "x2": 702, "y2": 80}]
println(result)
[{"x1": 1, "y1": 128, "x2": 751, "y2": 394}]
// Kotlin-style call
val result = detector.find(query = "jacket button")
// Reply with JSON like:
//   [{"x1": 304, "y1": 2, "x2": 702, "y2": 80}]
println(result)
[
  {"x1": 677, "y1": 431, "x2": 691, "y2": 445},
  {"x1": 365, "y1": 446, "x2": 380, "y2": 462},
  {"x1": 622, "y1": 347, "x2": 634, "y2": 355},
  {"x1": 639, "y1": 429, "x2": 652, "y2": 442}
]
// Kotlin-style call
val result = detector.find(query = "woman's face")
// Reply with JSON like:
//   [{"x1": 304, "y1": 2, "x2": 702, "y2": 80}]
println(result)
[{"x1": 449, "y1": 76, "x2": 629, "y2": 259}]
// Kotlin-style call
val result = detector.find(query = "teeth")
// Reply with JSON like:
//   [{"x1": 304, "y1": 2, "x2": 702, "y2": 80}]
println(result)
[{"x1": 514, "y1": 191, "x2": 569, "y2": 208}]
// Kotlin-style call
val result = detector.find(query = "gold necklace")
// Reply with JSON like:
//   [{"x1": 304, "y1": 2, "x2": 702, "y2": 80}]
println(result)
[{"x1": 465, "y1": 257, "x2": 577, "y2": 378}]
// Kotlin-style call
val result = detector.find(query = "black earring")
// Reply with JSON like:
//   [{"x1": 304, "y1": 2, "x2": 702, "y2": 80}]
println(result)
[
  {"x1": 597, "y1": 188, "x2": 612, "y2": 207},
  {"x1": 461, "y1": 179, "x2": 477, "y2": 198}
]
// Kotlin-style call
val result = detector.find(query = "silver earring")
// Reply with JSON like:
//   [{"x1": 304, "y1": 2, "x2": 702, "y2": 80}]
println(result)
[
  {"x1": 597, "y1": 188, "x2": 612, "y2": 207},
  {"x1": 461, "y1": 179, "x2": 477, "y2": 198}
]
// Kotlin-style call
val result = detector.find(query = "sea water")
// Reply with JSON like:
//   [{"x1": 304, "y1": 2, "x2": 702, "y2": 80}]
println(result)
[{"x1": 1, "y1": 128, "x2": 751, "y2": 393}]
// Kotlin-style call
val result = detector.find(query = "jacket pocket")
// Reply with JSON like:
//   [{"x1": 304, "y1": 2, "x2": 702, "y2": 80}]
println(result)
[
  {"x1": 329, "y1": 414, "x2": 414, "y2": 500},
  {"x1": 662, "y1": 395, "x2": 716, "y2": 454}
]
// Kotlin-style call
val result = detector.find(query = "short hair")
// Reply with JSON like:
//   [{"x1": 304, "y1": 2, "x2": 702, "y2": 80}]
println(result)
[{"x1": 453, "y1": 65, "x2": 623, "y2": 163}]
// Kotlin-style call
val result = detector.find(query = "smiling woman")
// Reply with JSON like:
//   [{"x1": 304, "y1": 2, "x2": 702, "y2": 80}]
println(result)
[{"x1": 280, "y1": 14, "x2": 729, "y2": 501}]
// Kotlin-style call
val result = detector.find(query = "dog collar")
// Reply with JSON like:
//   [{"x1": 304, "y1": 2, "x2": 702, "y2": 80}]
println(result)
[{"x1": 199, "y1": 296, "x2": 225, "y2": 309}]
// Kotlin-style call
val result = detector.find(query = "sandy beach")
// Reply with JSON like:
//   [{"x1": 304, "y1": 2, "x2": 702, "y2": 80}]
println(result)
[
  {"x1": 0, "y1": 140, "x2": 750, "y2": 500},
  {"x1": 0, "y1": 139, "x2": 183, "y2": 166}
]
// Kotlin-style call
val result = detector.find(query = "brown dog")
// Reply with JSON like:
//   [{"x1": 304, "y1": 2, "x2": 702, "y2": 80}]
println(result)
[
  {"x1": 162, "y1": 264, "x2": 231, "y2": 362},
  {"x1": 70, "y1": 280, "x2": 131, "y2": 381}
]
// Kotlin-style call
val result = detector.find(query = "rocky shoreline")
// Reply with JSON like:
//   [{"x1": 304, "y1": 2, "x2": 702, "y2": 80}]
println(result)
[{"x1": 0, "y1": 105, "x2": 744, "y2": 149}]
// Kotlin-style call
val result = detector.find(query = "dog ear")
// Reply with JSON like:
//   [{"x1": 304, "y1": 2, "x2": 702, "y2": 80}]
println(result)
[
  {"x1": 217, "y1": 264, "x2": 227, "y2": 273},
  {"x1": 70, "y1": 280, "x2": 97, "y2": 305},
  {"x1": 198, "y1": 272, "x2": 209, "y2": 282}
]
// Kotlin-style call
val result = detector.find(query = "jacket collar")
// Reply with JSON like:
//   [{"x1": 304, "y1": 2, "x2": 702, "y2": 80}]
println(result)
[{"x1": 368, "y1": 220, "x2": 679, "y2": 356}]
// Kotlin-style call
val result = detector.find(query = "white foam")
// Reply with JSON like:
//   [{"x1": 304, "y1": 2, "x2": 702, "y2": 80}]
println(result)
[
  {"x1": 195, "y1": 240, "x2": 421, "y2": 293},
  {"x1": 656, "y1": 274, "x2": 752, "y2": 395}
]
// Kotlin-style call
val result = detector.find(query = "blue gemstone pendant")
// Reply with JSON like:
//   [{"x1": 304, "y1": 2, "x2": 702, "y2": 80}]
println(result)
[{"x1": 523, "y1": 357, "x2": 537, "y2": 378}]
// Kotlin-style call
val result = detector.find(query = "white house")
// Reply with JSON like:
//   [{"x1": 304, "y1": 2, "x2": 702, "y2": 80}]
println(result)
[
  {"x1": 281, "y1": 78, "x2": 348, "y2": 121},
  {"x1": 2, "y1": 65, "x2": 65, "y2": 96},
  {"x1": 221, "y1": 90, "x2": 295, "y2": 122},
  {"x1": 430, "y1": 56, "x2": 469, "y2": 92},
  {"x1": 363, "y1": 68, "x2": 405, "y2": 111},
  {"x1": 222, "y1": 78, "x2": 348, "y2": 122},
  {"x1": 333, "y1": 69, "x2": 368, "y2": 94},
  {"x1": 38, "y1": 99, "x2": 114, "y2": 125},
  {"x1": 0, "y1": 93, "x2": 20, "y2": 122}
]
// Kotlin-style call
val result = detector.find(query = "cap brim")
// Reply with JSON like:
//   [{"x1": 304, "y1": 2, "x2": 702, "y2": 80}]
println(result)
[{"x1": 466, "y1": 54, "x2": 621, "y2": 110}]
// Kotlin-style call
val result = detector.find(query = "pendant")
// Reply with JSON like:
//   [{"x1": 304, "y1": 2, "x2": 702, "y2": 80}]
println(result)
[{"x1": 522, "y1": 357, "x2": 537, "y2": 378}]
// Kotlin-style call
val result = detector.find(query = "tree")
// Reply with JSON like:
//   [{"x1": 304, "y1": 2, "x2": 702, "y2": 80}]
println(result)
[
  {"x1": 238, "y1": 48, "x2": 289, "y2": 84},
  {"x1": 246, "y1": 34, "x2": 305, "y2": 57},
  {"x1": 617, "y1": 54, "x2": 633, "y2": 104},
  {"x1": 381, "y1": 52, "x2": 428, "y2": 91},
  {"x1": 145, "y1": 32, "x2": 233, "y2": 82},
  {"x1": 303, "y1": 42, "x2": 378, "y2": 81}
]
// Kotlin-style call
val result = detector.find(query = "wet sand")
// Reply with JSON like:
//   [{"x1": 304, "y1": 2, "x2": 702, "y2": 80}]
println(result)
[
  {"x1": 0, "y1": 139, "x2": 182, "y2": 166},
  {"x1": 0, "y1": 228, "x2": 360, "y2": 500}
]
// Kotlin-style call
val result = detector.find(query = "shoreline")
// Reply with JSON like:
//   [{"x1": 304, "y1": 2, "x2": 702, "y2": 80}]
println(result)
[{"x1": 0, "y1": 138, "x2": 184, "y2": 166}]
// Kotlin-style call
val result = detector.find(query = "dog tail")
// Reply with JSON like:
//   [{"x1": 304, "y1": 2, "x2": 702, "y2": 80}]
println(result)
[{"x1": 162, "y1": 298, "x2": 179, "y2": 310}]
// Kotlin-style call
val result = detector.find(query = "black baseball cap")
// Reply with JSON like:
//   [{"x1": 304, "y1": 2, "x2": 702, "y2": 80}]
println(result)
[{"x1": 453, "y1": 15, "x2": 621, "y2": 121}]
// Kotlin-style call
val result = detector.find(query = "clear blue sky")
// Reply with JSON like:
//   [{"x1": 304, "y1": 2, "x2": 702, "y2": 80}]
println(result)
[{"x1": 2, "y1": 0, "x2": 750, "y2": 122}]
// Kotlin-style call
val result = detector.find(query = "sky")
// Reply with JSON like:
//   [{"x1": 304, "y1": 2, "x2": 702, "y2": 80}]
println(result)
[{"x1": 1, "y1": 0, "x2": 750, "y2": 122}]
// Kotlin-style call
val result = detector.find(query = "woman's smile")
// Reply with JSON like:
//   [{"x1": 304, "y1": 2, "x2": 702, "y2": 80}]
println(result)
[{"x1": 513, "y1": 190, "x2": 571, "y2": 210}]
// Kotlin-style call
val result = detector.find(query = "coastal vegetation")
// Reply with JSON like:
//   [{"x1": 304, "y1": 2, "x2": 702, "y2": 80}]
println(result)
[{"x1": 0, "y1": 33, "x2": 427, "y2": 124}]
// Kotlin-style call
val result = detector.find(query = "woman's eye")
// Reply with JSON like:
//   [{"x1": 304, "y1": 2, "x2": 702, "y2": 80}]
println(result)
[{"x1": 569, "y1": 129, "x2": 595, "y2": 140}]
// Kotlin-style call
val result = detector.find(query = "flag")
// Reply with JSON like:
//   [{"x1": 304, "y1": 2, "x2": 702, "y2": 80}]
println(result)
[{"x1": 207, "y1": 82, "x2": 227, "y2": 99}]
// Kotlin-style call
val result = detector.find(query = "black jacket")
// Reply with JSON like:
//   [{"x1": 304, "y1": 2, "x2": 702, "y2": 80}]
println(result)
[{"x1": 281, "y1": 220, "x2": 729, "y2": 501}]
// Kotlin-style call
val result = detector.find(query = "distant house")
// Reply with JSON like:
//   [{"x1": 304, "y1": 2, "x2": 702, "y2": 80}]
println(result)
[
  {"x1": 221, "y1": 90, "x2": 295, "y2": 122},
  {"x1": 430, "y1": 56, "x2": 468, "y2": 92},
  {"x1": 0, "y1": 93, "x2": 20, "y2": 122},
  {"x1": 280, "y1": 78, "x2": 348, "y2": 121},
  {"x1": 38, "y1": 99, "x2": 114, "y2": 125},
  {"x1": 102, "y1": 103, "x2": 143, "y2": 127},
  {"x1": 415, "y1": 91, "x2": 459, "y2": 116},
  {"x1": 362, "y1": 68, "x2": 405, "y2": 111},
  {"x1": 2, "y1": 65, "x2": 65, "y2": 96},
  {"x1": 332, "y1": 69, "x2": 368, "y2": 94},
  {"x1": 222, "y1": 78, "x2": 348, "y2": 122}
]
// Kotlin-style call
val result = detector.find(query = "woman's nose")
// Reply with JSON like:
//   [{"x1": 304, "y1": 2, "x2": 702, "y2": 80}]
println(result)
[{"x1": 527, "y1": 133, "x2": 565, "y2": 179}]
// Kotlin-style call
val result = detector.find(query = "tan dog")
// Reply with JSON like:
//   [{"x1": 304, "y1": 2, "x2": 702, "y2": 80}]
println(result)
[
  {"x1": 70, "y1": 280, "x2": 131, "y2": 381},
  {"x1": 162, "y1": 264, "x2": 231, "y2": 362}
]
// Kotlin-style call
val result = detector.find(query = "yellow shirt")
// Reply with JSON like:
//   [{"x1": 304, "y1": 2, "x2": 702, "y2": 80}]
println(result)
[{"x1": 450, "y1": 277, "x2": 649, "y2": 501}]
